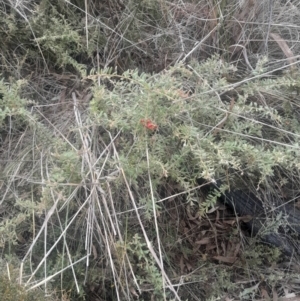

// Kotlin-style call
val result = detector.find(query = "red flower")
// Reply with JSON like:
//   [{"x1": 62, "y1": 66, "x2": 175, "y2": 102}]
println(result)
[{"x1": 140, "y1": 119, "x2": 158, "y2": 131}]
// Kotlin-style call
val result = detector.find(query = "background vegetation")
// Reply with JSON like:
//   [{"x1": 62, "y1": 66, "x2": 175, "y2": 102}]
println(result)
[{"x1": 1, "y1": 0, "x2": 300, "y2": 300}]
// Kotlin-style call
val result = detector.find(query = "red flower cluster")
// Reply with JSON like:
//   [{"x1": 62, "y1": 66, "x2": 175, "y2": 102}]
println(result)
[{"x1": 140, "y1": 119, "x2": 158, "y2": 131}]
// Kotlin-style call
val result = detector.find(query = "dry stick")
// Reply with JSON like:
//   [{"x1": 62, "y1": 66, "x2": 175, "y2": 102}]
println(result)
[
  {"x1": 44, "y1": 198, "x2": 47, "y2": 292},
  {"x1": 96, "y1": 183, "x2": 136, "y2": 299},
  {"x1": 115, "y1": 182, "x2": 212, "y2": 216},
  {"x1": 73, "y1": 93, "x2": 124, "y2": 298},
  {"x1": 145, "y1": 144, "x2": 166, "y2": 300},
  {"x1": 212, "y1": 98, "x2": 235, "y2": 135},
  {"x1": 22, "y1": 192, "x2": 67, "y2": 263},
  {"x1": 73, "y1": 93, "x2": 96, "y2": 221},
  {"x1": 53, "y1": 202, "x2": 80, "y2": 293},
  {"x1": 74, "y1": 95, "x2": 116, "y2": 292},
  {"x1": 64, "y1": 0, "x2": 148, "y2": 55},
  {"x1": 84, "y1": 0, "x2": 89, "y2": 49},
  {"x1": 0, "y1": 151, "x2": 29, "y2": 206},
  {"x1": 73, "y1": 92, "x2": 95, "y2": 272},
  {"x1": 230, "y1": 44, "x2": 254, "y2": 71},
  {"x1": 40, "y1": 107, "x2": 81, "y2": 293},
  {"x1": 263, "y1": 0, "x2": 274, "y2": 53},
  {"x1": 121, "y1": 168, "x2": 181, "y2": 300},
  {"x1": 25, "y1": 193, "x2": 92, "y2": 286},
  {"x1": 179, "y1": 23, "x2": 221, "y2": 63},
  {"x1": 13, "y1": 6, "x2": 49, "y2": 73},
  {"x1": 106, "y1": 181, "x2": 141, "y2": 295},
  {"x1": 93, "y1": 186, "x2": 122, "y2": 301},
  {"x1": 215, "y1": 107, "x2": 300, "y2": 139},
  {"x1": 185, "y1": 63, "x2": 232, "y2": 138},
  {"x1": 174, "y1": 103, "x2": 300, "y2": 149},
  {"x1": 194, "y1": 58, "x2": 300, "y2": 96},
  {"x1": 213, "y1": 127, "x2": 300, "y2": 150},
  {"x1": 270, "y1": 32, "x2": 296, "y2": 70},
  {"x1": 35, "y1": 108, "x2": 78, "y2": 152},
  {"x1": 190, "y1": 108, "x2": 300, "y2": 150},
  {"x1": 92, "y1": 176, "x2": 129, "y2": 299},
  {"x1": 107, "y1": 131, "x2": 145, "y2": 295},
  {"x1": 96, "y1": 167, "x2": 117, "y2": 236},
  {"x1": 27, "y1": 256, "x2": 88, "y2": 291}
]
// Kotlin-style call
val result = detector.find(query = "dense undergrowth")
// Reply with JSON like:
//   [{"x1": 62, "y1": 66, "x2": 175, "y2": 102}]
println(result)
[{"x1": 1, "y1": 0, "x2": 300, "y2": 300}]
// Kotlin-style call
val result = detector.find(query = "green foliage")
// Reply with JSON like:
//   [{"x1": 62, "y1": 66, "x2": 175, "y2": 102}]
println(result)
[
  {"x1": 200, "y1": 186, "x2": 222, "y2": 214},
  {"x1": 0, "y1": 275, "x2": 41, "y2": 301},
  {"x1": 125, "y1": 234, "x2": 165, "y2": 299},
  {"x1": 1, "y1": 50, "x2": 300, "y2": 299},
  {"x1": 1, "y1": 0, "x2": 300, "y2": 299},
  {"x1": 0, "y1": 1, "x2": 87, "y2": 79},
  {"x1": 31, "y1": 4, "x2": 86, "y2": 75},
  {"x1": 0, "y1": 75, "x2": 84, "y2": 297},
  {"x1": 89, "y1": 58, "x2": 300, "y2": 212},
  {"x1": 0, "y1": 79, "x2": 31, "y2": 125},
  {"x1": 0, "y1": 262, "x2": 47, "y2": 301}
]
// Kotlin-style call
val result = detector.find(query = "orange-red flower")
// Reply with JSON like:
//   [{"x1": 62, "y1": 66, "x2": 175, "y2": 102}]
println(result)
[{"x1": 140, "y1": 119, "x2": 158, "y2": 131}]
